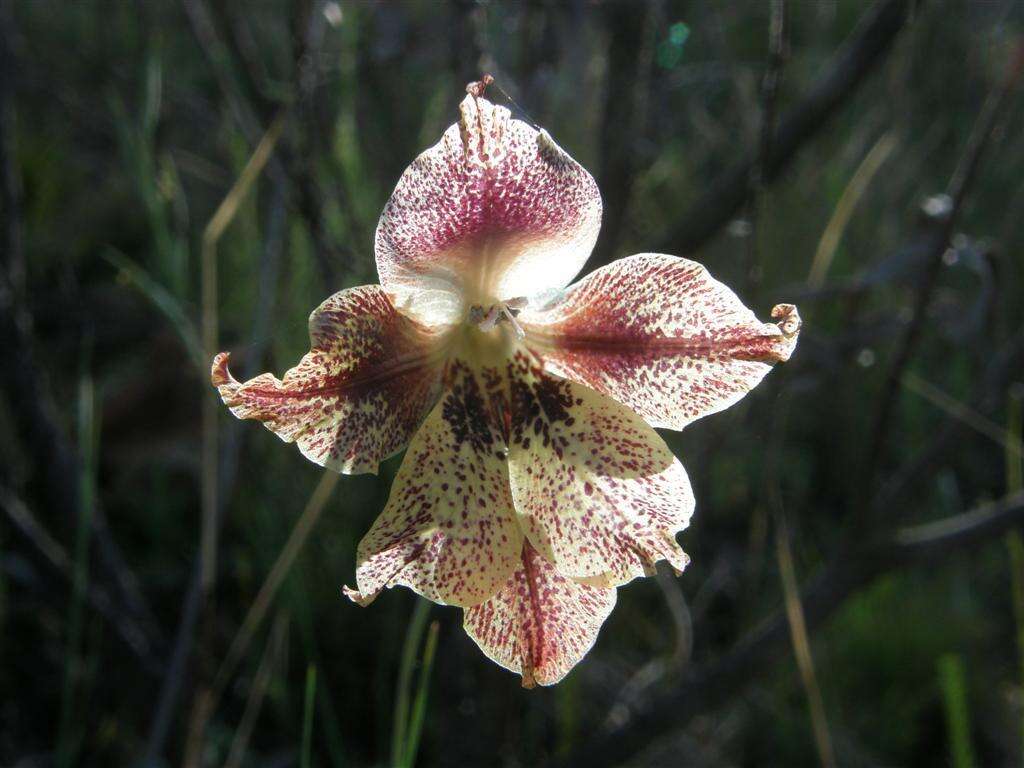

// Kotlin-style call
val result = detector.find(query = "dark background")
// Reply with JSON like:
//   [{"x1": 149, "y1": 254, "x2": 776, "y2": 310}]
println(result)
[{"x1": 3, "y1": 1, "x2": 1024, "y2": 766}]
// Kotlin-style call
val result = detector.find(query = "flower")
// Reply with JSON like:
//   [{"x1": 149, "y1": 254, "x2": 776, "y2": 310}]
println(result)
[{"x1": 211, "y1": 79, "x2": 801, "y2": 688}]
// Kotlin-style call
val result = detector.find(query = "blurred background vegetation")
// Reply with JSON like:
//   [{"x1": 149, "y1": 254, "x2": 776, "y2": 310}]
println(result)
[{"x1": 2, "y1": 0, "x2": 1024, "y2": 766}]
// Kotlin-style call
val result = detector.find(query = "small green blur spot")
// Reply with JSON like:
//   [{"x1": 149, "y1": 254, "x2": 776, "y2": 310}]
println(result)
[
  {"x1": 669, "y1": 21, "x2": 690, "y2": 46},
  {"x1": 658, "y1": 21, "x2": 690, "y2": 69}
]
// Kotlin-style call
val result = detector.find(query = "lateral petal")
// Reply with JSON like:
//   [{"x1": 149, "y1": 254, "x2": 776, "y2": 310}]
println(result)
[
  {"x1": 375, "y1": 87, "x2": 602, "y2": 325},
  {"x1": 211, "y1": 285, "x2": 447, "y2": 475},
  {"x1": 507, "y1": 353, "x2": 694, "y2": 587},
  {"x1": 343, "y1": 361, "x2": 522, "y2": 608},
  {"x1": 520, "y1": 253, "x2": 801, "y2": 430},
  {"x1": 463, "y1": 542, "x2": 617, "y2": 688}
]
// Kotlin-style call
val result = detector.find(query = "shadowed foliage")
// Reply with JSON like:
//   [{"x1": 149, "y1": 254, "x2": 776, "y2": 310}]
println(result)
[{"x1": 2, "y1": 1, "x2": 1024, "y2": 766}]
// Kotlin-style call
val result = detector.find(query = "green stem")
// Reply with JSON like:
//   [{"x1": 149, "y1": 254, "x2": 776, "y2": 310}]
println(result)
[
  {"x1": 938, "y1": 654, "x2": 976, "y2": 768},
  {"x1": 400, "y1": 621, "x2": 440, "y2": 768},
  {"x1": 301, "y1": 664, "x2": 317, "y2": 768},
  {"x1": 391, "y1": 598, "x2": 430, "y2": 767}
]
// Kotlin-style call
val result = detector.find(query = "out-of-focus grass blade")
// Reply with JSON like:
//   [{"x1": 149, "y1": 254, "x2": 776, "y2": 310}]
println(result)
[
  {"x1": 109, "y1": 79, "x2": 188, "y2": 297},
  {"x1": 142, "y1": 50, "x2": 162, "y2": 139},
  {"x1": 223, "y1": 613, "x2": 288, "y2": 768},
  {"x1": 301, "y1": 664, "x2": 317, "y2": 768},
  {"x1": 399, "y1": 620, "x2": 440, "y2": 768},
  {"x1": 289, "y1": 590, "x2": 346, "y2": 768},
  {"x1": 776, "y1": 515, "x2": 836, "y2": 768},
  {"x1": 807, "y1": 131, "x2": 898, "y2": 288},
  {"x1": 102, "y1": 247, "x2": 205, "y2": 372},
  {"x1": 1006, "y1": 390, "x2": 1024, "y2": 765},
  {"x1": 212, "y1": 472, "x2": 338, "y2": 703},
  {"x1": 391, "y1": 597, "x2": 431, "y2": 767},
  {"x1": 556, "y1": 672, "x2": 580, "y2": 757},
  {"x1": 56, "y1": 344, "x2": 99, "y2": 768},
  {"x1": 938, "y1": 653, "x2": 976, "y2": 768}
]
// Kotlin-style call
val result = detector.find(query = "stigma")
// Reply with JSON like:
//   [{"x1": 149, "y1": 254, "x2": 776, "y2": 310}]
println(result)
[{"x1": 468, "y1": 299, "x2": 527, "y2": 339}]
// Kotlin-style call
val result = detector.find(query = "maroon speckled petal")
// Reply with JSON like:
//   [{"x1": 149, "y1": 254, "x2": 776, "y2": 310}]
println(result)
[
  {"x1": 506, "y1": 352, "x2": 693, "y2": 587},
  {"x1": 520, "y1": 253, "x2": 801, "y2": 430},
  {"x1": 343, "y1": 360, "x2": 522, "y2": 608},
  {"x1": 463, "y1": 542, "x2": 616, "y2": 688},
  {"x1": 375, "y1": 88, "x2": 602, "y2": 325},
  {"x1": 211, "y1": 285, "x2": 448, "y2": 475}
]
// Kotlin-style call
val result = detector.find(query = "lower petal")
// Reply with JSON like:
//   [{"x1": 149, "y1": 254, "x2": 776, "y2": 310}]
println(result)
[
  {"x1": 463, "y1": 542, "x2": 617, "y2": 688},
  {"x1": 211, "y1": 285, "x2": 448, "y2": 475},
  {"x1": 344, "y1": 361, "x2": 522, "y2": 608},
  {"x1": 507, "y1": 353, "x2": 694, "y2": 586}
]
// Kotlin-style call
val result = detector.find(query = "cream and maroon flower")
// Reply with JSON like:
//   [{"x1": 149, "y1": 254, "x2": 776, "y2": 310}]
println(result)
[{"x1": 212, "y1": 79, "x2": 800, "y2": 687}]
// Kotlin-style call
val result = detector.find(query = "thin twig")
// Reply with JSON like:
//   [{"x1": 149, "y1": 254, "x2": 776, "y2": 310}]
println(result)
[
  {"x1": 658, "y1": 0, "x2": 916, "y2": 254},
  {"x1": 147, "y1": 3, "x2": 310, "y2": 753},
  {"x1": 872, "y1": 331, "x2": 1024, "y2": 516},
  {"x1": 863, "y1": 42, "x2": 1024, "y2": 505},
  {"x1": 145, "y1": 167, "x2": 288, "y2": 766},
  {"x1": 186, "y1": 113, "x2": 286, "y2": 768},
  {"x1": 0, "y1": 6, "x2": 165, "y2": 660},
  {"x1": 902, "y1": 371, "x2": 1024, "y2": 461},
  {"x1": 181, "y1": 0, "x2": 262, "y2": 145},
  {"x1": 222, "y1": 613, "x2": 289, "y2": 768},
  {"x1": 745, "y1": 0, "x2": 787, "y2": 276},
  {"x1": 0, "y1": 0, "x2": 24, "y2": 293},
  {"x1": 547, "y1": 490, "x2": 1024, "y2": 768},
  {"x1": 199, "y1": 111, "x2": 285, "y2": 596},
  {"x1": 182, "y1": 472, "x2": 338, "y2": 762},
  {"x1": 601, "y1": 567, "x2": 692, "y2": 728},
  {"x1": 212, "y1": 472, "x2": 338, "y2": 706},
  {"x1": 0, "y1": 487, "x2": 162, "y2": 675},
  {"x1": 590, "y1": 0, "x2": 661, "y2": 268},
  {"x1": 775, "y1": 514, "x2": 836, "y2": 768}
]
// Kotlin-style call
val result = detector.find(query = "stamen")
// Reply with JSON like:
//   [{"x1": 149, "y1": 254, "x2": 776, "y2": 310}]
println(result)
[
  {"x1": 478, "y1": 304, "x2": 503, "y2": 333},
  {"x1": 501, "y1": 306, "x2": 526, "y2": 339},
  {"x1": 469, "y1": 301, "x2": 525, "y2": 337}
]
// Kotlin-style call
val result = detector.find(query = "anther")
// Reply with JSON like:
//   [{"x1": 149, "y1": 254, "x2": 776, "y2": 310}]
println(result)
[{"x1": 465, "y1": 74, "x2": 494, "y2": 98}]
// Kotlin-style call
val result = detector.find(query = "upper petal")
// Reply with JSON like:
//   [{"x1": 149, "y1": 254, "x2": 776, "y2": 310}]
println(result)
[
  {"x1": 375, "y1": 86, "x2": 602, "y2": 325},
  {"x1": 463, "y1": 541, "x2": 617, "y2": 688},
  {"x1": 507, "y1": 352, "x2": 694, "y2": 587},
  {"x1": 211, "y1": 285, "x2": 448, "y2": 475},
  {"x1": 519, "y1": 253, "x2": 801, "y2": 430},
  {"x1": 343, "y1": 360, "x2": 523, "y2": 608}
]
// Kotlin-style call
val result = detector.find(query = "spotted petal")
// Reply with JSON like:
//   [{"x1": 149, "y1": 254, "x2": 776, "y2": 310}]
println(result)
[
  {"x1": 344, "y1": 361, "x2": 522, "y2": 607},
  {"x1": 375, "y1": 87, "x2": 602, "y2": 325},
  {"x1": 464, "y1": 542, "x2": 616, "y2": 688},
  {"x1": 507, "y1": 353, "x2": 694, "y2": 587},
  {"x1": 520, "y1": 253, "x2": 801, "y2": 430},
  {"x1": 211, "y1": 285, "x2": 448, "y2": 474}
]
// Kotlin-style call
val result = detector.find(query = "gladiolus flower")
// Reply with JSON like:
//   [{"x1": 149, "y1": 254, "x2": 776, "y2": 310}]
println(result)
[{"x1": 212, "y1": 79, "x2": 800, "y2": 687}]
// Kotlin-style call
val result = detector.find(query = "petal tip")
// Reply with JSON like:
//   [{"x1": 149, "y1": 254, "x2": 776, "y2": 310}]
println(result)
[
  {"x1": 465, "y1": 74, "x2": 494, "y2": 97},
  {"x1": 520, "y1": 663, "x2": 537, "y2": 689},
  {"x1": 770, "y1": 303, "x2": 801, "y2": 362},
  {"x1": 342, "y1": 584, "x2": 377, "y2": 607},
  {"x1": 772, "y1": 303, "x2": 802, "y2": 338},
  {"x1": 210, "y1": 351, "x2": 234, "y2": 388}
]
